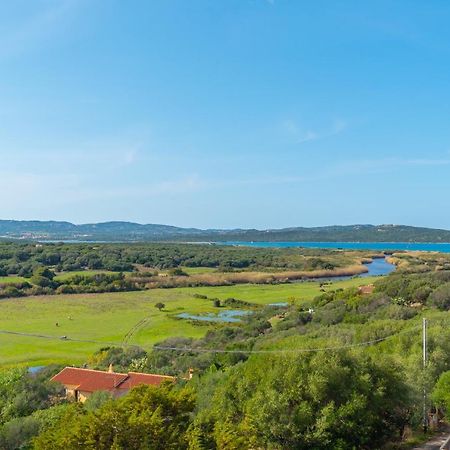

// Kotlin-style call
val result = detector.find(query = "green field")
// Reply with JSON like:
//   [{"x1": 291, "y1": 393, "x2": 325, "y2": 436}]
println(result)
[
  {"x1": 0, "y1": 276, "x2": 27, "y2": 284},
  {"x1": 0, "y1": 276, "x2": 378, "y2": 367},
  {"x1": 178, "y1": 266, "x2": 218, "y2": 275},
  {"x1": 54, "y1": 270, "x2": 117, "y2": 281}
]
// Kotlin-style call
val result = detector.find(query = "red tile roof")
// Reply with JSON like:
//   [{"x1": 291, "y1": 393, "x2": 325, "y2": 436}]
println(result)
[
  {"x1": 118, "y1": 372, "x2": 175, "y2": 390},
  {"x1": 51, "y1": 367, "x2": 175, "y2": 394}
]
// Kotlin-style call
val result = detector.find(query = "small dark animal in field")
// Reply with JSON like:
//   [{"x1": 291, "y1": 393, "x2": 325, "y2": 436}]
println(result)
[{"x1": 55, "y1": 322, "x2": 59, "y2": 327}]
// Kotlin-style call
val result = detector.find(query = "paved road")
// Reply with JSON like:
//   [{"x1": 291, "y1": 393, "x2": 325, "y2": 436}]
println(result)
[{"x1": 412, "y1": 428, "x2": 450, "y2": 450}]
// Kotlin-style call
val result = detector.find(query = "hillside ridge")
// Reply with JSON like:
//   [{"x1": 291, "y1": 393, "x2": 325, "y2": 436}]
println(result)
[{"x1": 1, "y1": 220, "x2": 450, "y2": 242}]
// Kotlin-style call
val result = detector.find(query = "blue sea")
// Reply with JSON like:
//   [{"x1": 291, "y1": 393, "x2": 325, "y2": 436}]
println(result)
[{"x1": 221, "y1": 241, "x2": 450, "y2": 252}]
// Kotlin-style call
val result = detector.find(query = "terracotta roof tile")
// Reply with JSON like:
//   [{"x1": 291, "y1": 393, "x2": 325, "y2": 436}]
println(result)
[
  {"x1": 51, "y1": 367, "x2": 175, "y2": 394},
  {"x1": 118, "y1": 372, "x2": 175, "y2": 390}
]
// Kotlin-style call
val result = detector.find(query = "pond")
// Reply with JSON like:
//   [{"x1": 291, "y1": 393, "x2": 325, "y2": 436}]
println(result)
[
  {"x1": 178, "y1": 259, "x2": 396, "y2": 322},
  {"x1": 177, "y1": 310, "x2": 252, "y2": 323}
]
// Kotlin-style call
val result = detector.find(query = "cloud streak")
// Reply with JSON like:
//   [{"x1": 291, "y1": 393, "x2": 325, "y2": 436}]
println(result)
[
  {"x1": 0, "y1": 0, "x2": 82, "y2": 59},
  {"x1": 281, "y1": 118, "x2": 348, "y2": 144}
]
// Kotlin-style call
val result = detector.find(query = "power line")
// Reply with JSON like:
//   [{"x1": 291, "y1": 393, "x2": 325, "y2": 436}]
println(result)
[
  {"x1": 0, "y1": 327, "x2": 404, "y2": 353},
  {"x1": 0, "y1": 317, "x2": 446, "y2": 355},
  {"x1": 0, "y1": 329, "x2": 123, "y2": 347},
  {"x1": 153, "y1": 324, "x2": 423, "y2": 354}
]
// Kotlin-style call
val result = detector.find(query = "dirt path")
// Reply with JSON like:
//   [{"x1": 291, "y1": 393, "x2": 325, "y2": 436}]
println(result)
[
  {"x1": 122, "y1": 317, "x2": 151, "y2": 345},
  {"x1": 412, "y1": 428, "x2": 450, "y2": 450}
]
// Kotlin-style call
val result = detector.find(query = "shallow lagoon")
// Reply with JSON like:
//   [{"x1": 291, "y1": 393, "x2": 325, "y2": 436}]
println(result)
[
  {"x1": 361, "y1": 257, "x2": 395, "y2": 277},
  {"x1": 177, "y1": 259, "x2": 395, "y2": 322},
  {"x1": 177, "y1": 310, "x2": 252, "y2": 323}
]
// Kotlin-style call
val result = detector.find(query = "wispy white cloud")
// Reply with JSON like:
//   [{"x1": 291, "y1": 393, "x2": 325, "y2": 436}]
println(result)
[
  {"x1": 0, "y1": 125, "x2": 151, "y2": 174},
  {"x1": 0, "y1": 0, "x2": 82, "y2": 59},
  {"x1": 0, "y1": 167, "x2": 203, "y2": 217},
  {"x1": 61, "y1": 174, "x2": 203, "y2": 202},
  {"x1": 331, "y1": 118, "x2": 348, "y2": 134},
  {"x1": 203, "y1": 154, "x2": 450, "y2": 190},
  {"x1": 281, "y1": 118, "x2": 348, "y2": 144}
]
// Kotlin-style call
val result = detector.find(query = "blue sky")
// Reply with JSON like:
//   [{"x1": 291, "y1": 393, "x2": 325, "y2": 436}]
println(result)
[{"x1": 2, "y1": 0, "x2": 450, "y2": 229}]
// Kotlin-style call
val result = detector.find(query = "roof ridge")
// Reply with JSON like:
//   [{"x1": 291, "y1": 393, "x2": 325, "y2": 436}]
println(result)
[
  {"x1": 114, "y1": 374, "x2": 130, "y2": 389},
  {"x1": 127, "y1": 372, "x2": 175, "y2": 378},
  {"x1": 60, "y1": 367, "x2": 128, "y2": 376}
]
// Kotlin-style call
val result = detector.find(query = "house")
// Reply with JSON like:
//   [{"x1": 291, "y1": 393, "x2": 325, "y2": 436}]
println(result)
[{"x1": 51, "y1": 366, "x2": 175, "y2": 403}]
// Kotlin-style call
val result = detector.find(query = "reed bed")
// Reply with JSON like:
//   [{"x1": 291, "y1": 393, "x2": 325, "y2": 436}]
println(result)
[{"x1": 136, "y1": 264, "x2": 369, "y2": 289}]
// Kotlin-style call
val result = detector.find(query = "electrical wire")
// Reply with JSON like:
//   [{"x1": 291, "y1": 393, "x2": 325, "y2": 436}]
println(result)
[
  {"x1": 152, "y1": 323, "x2": 424, "y2": 354},
  {"x1": 0, "y1": 329, "x2": 122, "y2": 347},
  {"x1": 0, "y1": 321, "x2": 428, "y2": 355}
]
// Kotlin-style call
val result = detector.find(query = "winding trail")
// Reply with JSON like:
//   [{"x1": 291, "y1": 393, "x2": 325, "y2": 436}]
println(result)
[
  {"x1": 122, "y1": 317, "x2": 151, "y2": 345},
  {"x1": 412, "y1": 427, "x2": 450, "y2": 450}
]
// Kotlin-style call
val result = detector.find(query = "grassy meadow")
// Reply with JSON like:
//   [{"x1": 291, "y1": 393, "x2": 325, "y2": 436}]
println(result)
[
  {"x1": 0, "y1": 276, "x2": 27, "y2": 285},
  {"x1": 0, "y1": 276, "x2": 378, "y2": 367},
  {"x1": 54, "y1": 270, "x2": 116, "y2": 281}
]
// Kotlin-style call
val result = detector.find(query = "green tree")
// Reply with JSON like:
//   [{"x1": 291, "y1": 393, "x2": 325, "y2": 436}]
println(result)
[
  {"x1": 30, "y1": 267, "x2": 57, "y2": 288},
  {"x1": 192, "y1": 351, "x2": 412, "y2": 449},
  {"x1": 33, "y1": 385, "x2": 195, "y2": 450},
  {"x1": 84, "y1": 391, "x2": 113, "y2": 412},
  {"x1": 429, "y1": 283, "x2": 450, "y2": 310},
  {"x1": 432, "y1": 371, "x2": 450, "y2": 419}
]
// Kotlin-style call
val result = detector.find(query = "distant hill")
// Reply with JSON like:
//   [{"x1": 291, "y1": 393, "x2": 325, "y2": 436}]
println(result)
[{"x1": 1, "y1": 221, "x2": 450, "y2": 243}]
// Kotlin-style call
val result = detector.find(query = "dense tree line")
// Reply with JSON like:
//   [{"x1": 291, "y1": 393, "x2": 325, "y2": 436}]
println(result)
[
  {"x1": 0, "y1": 242, "x2": 355, "y2": 275},
  {"x1": 0, "y1": 269, "x2": 137, "y2": 299},
  {"x1": 0, "y1": 242, "x2": 365, "y2": 299}
]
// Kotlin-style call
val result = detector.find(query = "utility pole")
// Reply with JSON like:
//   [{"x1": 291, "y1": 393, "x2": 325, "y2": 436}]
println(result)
[{"x1": 423, "y1": 317, "x2": 428, "y2": 434}]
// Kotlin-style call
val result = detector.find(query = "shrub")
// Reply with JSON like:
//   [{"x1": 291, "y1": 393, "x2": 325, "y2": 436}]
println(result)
[
  {"x1": 169, "y1": 268, "x2": 189, "y2": 277},
  {"x1": 193, "y1": 352, "x2": 412, "y2": 449},
  {"x1": 432, "y1": 371, "x2": 450, "y2": 419},
  {"x1": 429, "y1": 283, "x2": 450, "y2": 310},
  {"x1": 34, "y1": 385, "x2": 195, "y2": 450}
]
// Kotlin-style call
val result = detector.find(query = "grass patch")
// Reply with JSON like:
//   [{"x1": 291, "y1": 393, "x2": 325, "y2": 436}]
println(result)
[
  {"x1": 179, "y1": 266, "x2": 218, "y2": 275},
  {"x1": 0, "y1": 276, "x2": 27, "y2": 284},
  {"x1": 54, "y1": 270, "x2": 118, "y2": 281},
  {"x1": 0, "y1": 276, "x2": 379, "y2": 367}
]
